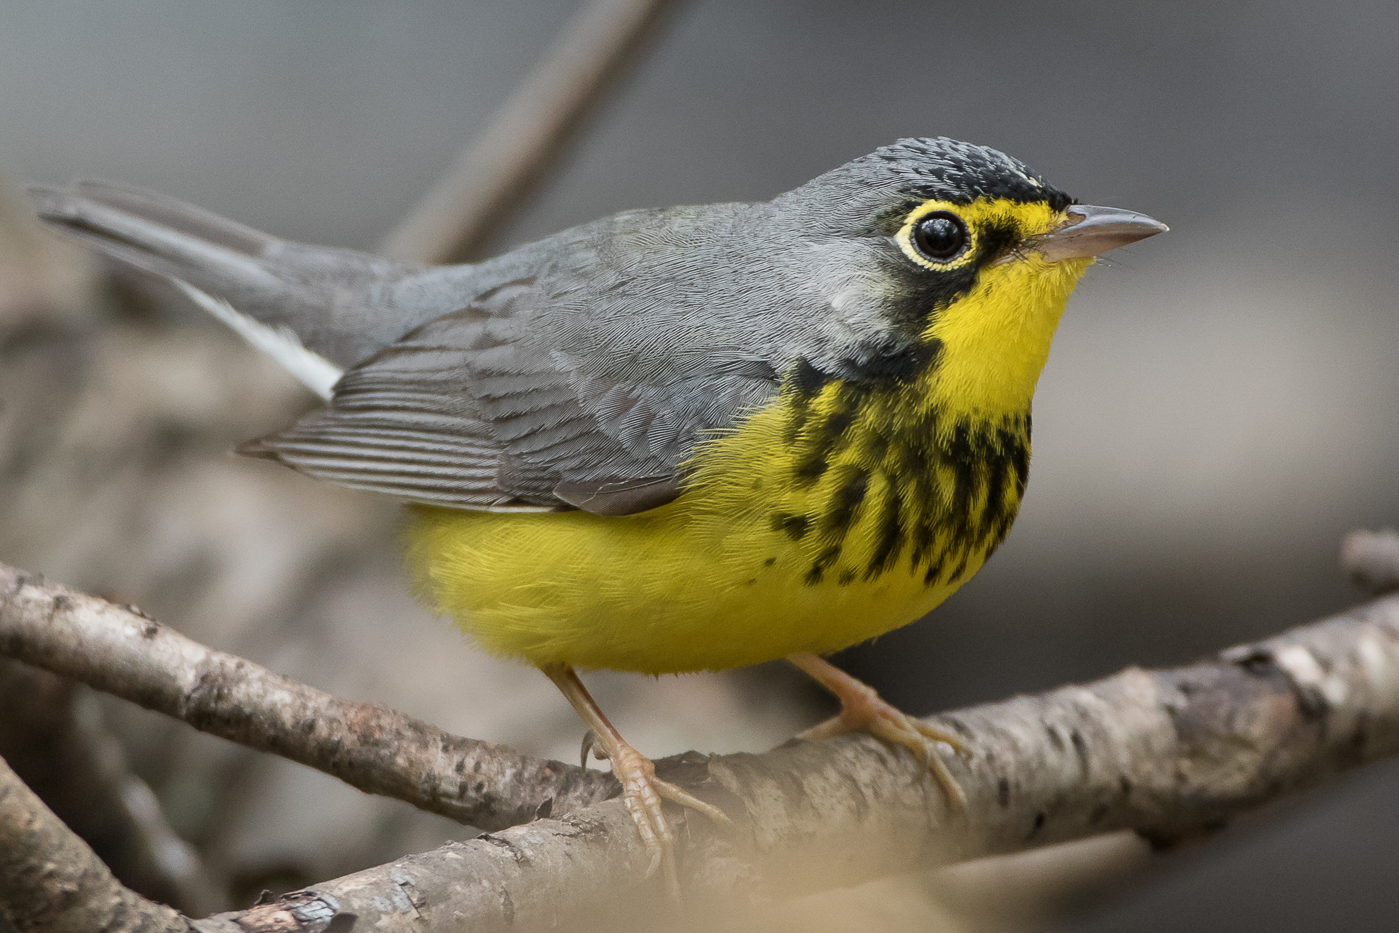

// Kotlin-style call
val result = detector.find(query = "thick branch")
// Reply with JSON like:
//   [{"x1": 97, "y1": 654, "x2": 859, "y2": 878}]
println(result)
[
  {"x1": 0, "y1": 564, "x2": 615, "y2": 832},
  {"x1": 378, "y1": 0, "x2": 680, "y2": 264},
  {"x1": 6, "y1": 560, "x2": 1399, "y2": 930},
  {"x1": 197, "y1": 594, "x2": 1399, "y2": 930},
  {"x1": 0, "y1": 754, "x2": 191, "y2": 933}
]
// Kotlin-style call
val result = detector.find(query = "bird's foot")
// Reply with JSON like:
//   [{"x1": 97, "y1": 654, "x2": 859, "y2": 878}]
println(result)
[
  {"x1": 601, "y1": 738, "x2": 732, "y2": 898},
  {"x1": 789, "y1": 653, "x2": 969, "y2": 810},
  {"x1": 545, "y1": 665, "x2": 730, "y2": 899}
]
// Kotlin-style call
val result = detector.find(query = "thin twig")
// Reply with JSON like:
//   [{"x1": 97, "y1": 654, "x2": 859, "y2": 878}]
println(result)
[
  {"x1": 1342, "y1": 528, "x2": 1399, "y2": 595},
  {"x1": 0, "y1": 753, "x2": 192, "y2": 933},
  {"x1": 0, "y1": 564, "x2": 616, "y2": 832},
  {"x1": 378, "y1": 0, "x2": 681, "y2": 264}
]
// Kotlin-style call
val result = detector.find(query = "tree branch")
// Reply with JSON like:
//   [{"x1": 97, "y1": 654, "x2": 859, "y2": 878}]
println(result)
[
  {"x1": 0, "y1": 660, "x2": 219, "y2": 916},
  {"x1": 0, "y1": 564, "x2": 615, "y2": 833},
  {"x1": 4, "y1": 559, "x2": 1399, "y2": 930},
  {"x1": 378, "y1": 0, "x2": 681, "y2": 264},
  {"x1": 0, "y1": 753, "x2": 192, "y2": 933}
]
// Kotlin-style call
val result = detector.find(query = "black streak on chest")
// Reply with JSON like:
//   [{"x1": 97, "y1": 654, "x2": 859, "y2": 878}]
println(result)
[{"x1": 779, "y1": 371, "x2": 1029, "y2": 587}]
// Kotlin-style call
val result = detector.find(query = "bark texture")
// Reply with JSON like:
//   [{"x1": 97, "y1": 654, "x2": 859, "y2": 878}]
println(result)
[
  {"x1": 0, "y1": 660, "x2": 217, "y2": 916},
  {"x1": 0, "y1": 755, "x2": 192, "y2": 933},
  {"x1": 0, "y1": 564, "x2": 616, "y2": 833}
]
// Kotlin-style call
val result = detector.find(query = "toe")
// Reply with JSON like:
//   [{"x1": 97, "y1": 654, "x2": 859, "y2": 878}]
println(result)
[
  {"x1": 787, "y1": 655, "x2": 970, "y2": 812},
  {"x1": 654, "y1": 779, "x2": 733, "y2": 826},
  {"x1": 865, "y1": 710, "x2": 969, "y2": 812},
  {"x1": 912, "y1": 718, "x2": 971, "y2": 758}
]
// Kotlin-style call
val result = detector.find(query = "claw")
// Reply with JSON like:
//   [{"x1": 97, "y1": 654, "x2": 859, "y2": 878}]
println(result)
[
  {"x1": 788, "y1": 652, "x2": 970, "y2": 812},
  {"x1": 865, "y1": 709, "x2": 968, "y2": 811},
  {"x1": 580, "y1": 728, "x2": 608, "y2": 768}
]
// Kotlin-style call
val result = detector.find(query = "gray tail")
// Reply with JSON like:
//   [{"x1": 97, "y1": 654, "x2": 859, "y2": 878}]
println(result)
[{"x1": 31, "y1": 180, "x2": 435, "y2": 390}]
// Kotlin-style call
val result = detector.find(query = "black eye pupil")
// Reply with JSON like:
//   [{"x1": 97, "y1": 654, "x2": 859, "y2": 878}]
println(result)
[{"x1": 913, "y1": 213, "x2": 967, "y2": 261}]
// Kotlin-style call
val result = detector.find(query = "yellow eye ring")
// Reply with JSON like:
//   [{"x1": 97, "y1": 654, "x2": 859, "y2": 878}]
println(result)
[{"x1": 896, "y1": 201, "x2": 978, "y2": 271}]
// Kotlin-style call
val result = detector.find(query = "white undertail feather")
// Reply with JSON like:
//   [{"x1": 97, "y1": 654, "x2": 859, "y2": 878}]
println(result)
[{"x1": 171, "y1": 279, "x2": 344, "y2": 401}]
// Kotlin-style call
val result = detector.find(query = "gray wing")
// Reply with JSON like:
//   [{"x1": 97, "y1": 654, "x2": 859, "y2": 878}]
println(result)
[{"x1": 242, "y1": 277, "x2": 784, "y2": 514}]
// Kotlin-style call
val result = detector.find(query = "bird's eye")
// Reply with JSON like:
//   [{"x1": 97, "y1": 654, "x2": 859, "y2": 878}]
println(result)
[{"x1": 912, "y1": 212, "x2": 968, "y2": 262}]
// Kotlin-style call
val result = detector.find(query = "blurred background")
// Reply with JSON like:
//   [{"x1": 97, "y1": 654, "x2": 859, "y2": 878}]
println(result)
[{"x1": 1, "y1": 1, "x2": 1397, "y2": 930}]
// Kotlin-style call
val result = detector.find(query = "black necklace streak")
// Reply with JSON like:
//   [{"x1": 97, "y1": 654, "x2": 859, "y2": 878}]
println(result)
[{"x1": 772, "y1": 367, "x2": 1030, "y2": 588}]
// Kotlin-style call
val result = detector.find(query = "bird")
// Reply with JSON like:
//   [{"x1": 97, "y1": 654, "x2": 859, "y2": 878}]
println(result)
[{"x1": 33, "y1": 137, "x2": 1165, "y2": 894}]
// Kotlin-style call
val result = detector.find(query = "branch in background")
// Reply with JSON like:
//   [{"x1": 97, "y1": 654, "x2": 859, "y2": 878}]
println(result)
[
  {"x1": 5, "y1": 558, "x2": 1399, "y2": 930},
  {"x1": 0, "y1": 660, "x2": 219, "y2": 916},
  {"x1": 0, "y1": 754, "x2": 191, "y2": 933},
  {"x1": 0, "y1": 564, "x2": 616, "y2": 833},
  {"x1": 1342, "y1": 528, "x2": 1399, "y2": 595},
  {"x1": 378, "y1": 0, "x2": 680, "y2": 264}
]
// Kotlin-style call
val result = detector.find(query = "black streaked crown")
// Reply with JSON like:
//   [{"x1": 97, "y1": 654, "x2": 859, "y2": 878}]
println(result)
[
  {"x1": 776, "y1": 137, "x2": 1072, "y2": 236},
  {"x1": 865, "y1": 137, "x2": 1071, "y2": 209}
]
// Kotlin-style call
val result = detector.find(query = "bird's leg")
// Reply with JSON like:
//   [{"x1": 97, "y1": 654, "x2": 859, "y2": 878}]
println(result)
[
  {"x1": 787, "y1": 652, "x2": 969, "y2": 810},
  {"x1": 541, "y1": 665, "x2": 731, "y2": 898}
]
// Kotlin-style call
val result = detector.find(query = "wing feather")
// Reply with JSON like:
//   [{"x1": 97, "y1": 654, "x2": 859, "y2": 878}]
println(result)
[{"x1": 247, "y1": 270, "x2": 786, "y2": 514}]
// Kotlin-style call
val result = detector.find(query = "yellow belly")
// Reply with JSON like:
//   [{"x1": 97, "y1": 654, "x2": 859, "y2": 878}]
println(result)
[{"x1": 404, "y1": 494, "x2": 986, "y2": 675}]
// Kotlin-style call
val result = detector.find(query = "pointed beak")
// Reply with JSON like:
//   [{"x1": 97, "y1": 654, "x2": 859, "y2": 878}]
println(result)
[{"x1": 1030, "y1": 205, "x2": 1168, "y2": 262}]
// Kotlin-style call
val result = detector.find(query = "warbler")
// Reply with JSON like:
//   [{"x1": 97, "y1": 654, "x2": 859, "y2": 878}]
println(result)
[{"x1": 34, "y1": 137, "x2": 1164, "y2": 892}]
